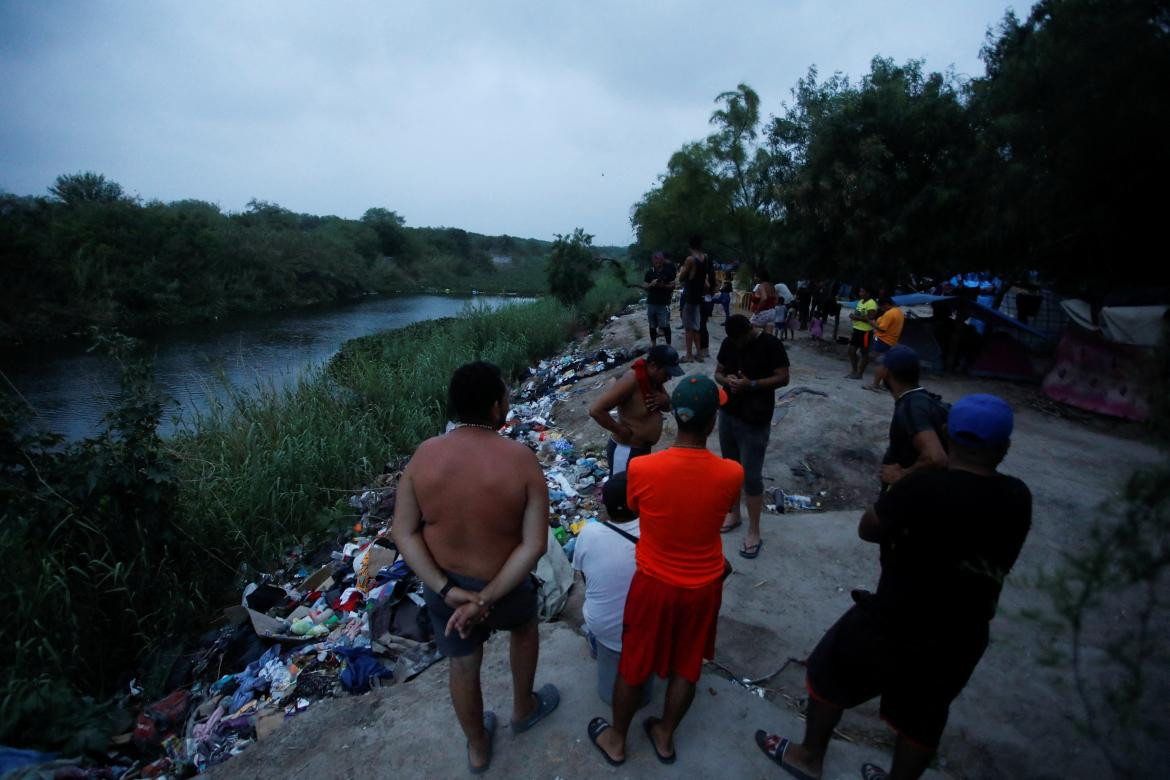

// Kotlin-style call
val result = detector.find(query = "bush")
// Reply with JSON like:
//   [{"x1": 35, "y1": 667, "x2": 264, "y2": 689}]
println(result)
[{"x1": 546, "y1": 228, "x2": 597, "y2": 305}]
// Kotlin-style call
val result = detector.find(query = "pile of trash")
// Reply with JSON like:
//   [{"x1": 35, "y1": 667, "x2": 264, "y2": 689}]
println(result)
[
  {"x1": 502, "y1": 343, "x2": 637, "y2": 561},
  {"x1": 81, "y1": 468, "x2": 447, "y2": 778}
]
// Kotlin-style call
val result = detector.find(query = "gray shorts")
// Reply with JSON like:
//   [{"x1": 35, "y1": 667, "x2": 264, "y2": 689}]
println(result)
[
  {"x1": 680, "y1": 302, "x2": 701, "y2": 332},
  {"x1": 646, "y1": 304, "x2": 671, "y2": 330},
  {"x1": 588, "y1": 632, "x2": 652, "y2": 707},
  {"x1": 424, "y1": 570, "x2": 538, "y2": 657},
  {"x1": 718, "y1": 410, "x2": 771, "y2": 496}
]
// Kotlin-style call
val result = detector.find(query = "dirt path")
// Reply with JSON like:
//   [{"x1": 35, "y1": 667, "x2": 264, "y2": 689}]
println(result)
[{"x1": 216, "y1": 307, "x2": 1166, "y2": 778}]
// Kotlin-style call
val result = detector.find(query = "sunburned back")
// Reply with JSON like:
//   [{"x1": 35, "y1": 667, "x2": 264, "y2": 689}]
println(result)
[{"x1": 413, "y1": 432, "x2": 532, "y2": 581}]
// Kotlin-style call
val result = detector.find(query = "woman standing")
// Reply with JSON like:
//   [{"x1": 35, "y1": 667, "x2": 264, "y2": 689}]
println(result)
[{"x1": 749, "y1": 268, "x2": 778, "y2": 335}]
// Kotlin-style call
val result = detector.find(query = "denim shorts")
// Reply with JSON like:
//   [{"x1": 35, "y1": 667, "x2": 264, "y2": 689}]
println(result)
[
  {"x1": 646, "y1": 304, "x2": 671, "y2": 330},
  {"x1": 680, "y1": 303, "x2": 701, "y2": 331},
  {"x1": 718, "y1": 410, "x2": 771, "y2": 496}
]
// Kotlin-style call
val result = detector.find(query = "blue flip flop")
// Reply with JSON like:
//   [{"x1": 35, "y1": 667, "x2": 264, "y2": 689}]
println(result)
[
  {"x1": 755, "y1": 732, "x2": 817, "y2": 780},
  {"x1": 468, "y1": 711, "x2": 497, "y2": 775},
  {"x1": 511, "y1": 683, "x2": 560, "y2": 734}
]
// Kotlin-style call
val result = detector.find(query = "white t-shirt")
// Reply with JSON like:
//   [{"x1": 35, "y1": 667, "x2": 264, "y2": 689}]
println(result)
[{"x1": 571, "y1": 518, "x2": 640, "y2": 652}]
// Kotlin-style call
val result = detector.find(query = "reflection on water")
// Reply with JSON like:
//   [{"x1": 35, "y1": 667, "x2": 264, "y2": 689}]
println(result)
[{"x1": 2, "y1": 295, "x2": 528, "y2": 441}]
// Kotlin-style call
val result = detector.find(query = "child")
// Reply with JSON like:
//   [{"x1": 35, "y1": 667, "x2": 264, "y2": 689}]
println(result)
[{"x1": 774, "y1": 297, "x2": 789, "y2": 340}]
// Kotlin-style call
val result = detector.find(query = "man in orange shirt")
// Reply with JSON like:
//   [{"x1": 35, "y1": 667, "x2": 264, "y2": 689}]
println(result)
[
  {"x1": 587, "y1": 375, "x2": 744, "y2": 767},
  {"x1": 865, "y1": 297, "x2": 906, "y2": 391}
]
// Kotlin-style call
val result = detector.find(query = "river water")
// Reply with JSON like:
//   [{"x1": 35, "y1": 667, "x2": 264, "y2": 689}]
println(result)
[{"x1": 2, "y1": 294, "x2": 528, "y2": 441}]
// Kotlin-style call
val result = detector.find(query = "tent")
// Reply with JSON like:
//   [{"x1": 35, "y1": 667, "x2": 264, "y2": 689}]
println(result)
[{"x1": 1040, "y1": 300, "x2": 1169, "y2": 421}]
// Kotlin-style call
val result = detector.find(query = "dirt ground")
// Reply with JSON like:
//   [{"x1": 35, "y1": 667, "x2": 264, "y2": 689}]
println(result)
[{"x1": 216, "y1": 307, "x2": 1167, "y2": 779}]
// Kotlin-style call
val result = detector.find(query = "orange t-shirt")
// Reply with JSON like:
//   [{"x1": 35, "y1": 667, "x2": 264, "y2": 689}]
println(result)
[
  {"x1": 626, "y1": 448, "x2": 745, "y2": 588},
  {"x1": 876, "y1": 306, "x2": 905, "y2": 346}
]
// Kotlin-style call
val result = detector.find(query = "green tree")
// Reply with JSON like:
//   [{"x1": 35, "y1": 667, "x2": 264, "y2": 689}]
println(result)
[
  {"x1": 631, "y1": 142, "x2": 726, "y2": 258},
  {"x1": 546, "y1": 228, "x2": 597, "y2": 305},
  {"x1": 768, "y1": 59, "x2": 976, "y2": 285},
  {"x1": 631, "y1": 86, "x2": 774, "y2": 267},
  {"x1": 48, "y1": 172, "x2": 127, "y2": 206},
  {"x1": 967, "y1": 0, "x2": 1170, "y2": 294},
  {"x1": 361, "y1": 207, "x2": 410, "y2": 260},
  {"x1": 708, "y1": 84, "x2": 774, "y2": 267}
]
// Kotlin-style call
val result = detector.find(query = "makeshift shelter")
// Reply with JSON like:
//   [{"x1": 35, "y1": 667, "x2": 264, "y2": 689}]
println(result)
[
  {"x1": 1041, "y1": 300, "x2": 1168, "y2": 421},
  {"x1": 999, "y1": 286, "x2": 1067, "y2": 351}
]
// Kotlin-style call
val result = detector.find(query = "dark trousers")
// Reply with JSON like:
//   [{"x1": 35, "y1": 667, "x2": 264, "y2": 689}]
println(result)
[{"x1": 699, "y1": 300, "x2": 715, "y2": 350}]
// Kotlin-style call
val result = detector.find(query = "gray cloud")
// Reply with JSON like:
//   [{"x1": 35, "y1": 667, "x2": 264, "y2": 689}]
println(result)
[{"x1": 0, "y1": 0, "x2": 1014, "y2": 245}]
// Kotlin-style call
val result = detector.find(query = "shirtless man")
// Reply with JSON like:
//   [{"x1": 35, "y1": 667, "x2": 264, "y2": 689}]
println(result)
[
  {"x1": 392, "y1": 361, "x2": 559, "y2": 774},
  {"x1": 589, "y1": 344, "x2": 684, "y2": 475}
]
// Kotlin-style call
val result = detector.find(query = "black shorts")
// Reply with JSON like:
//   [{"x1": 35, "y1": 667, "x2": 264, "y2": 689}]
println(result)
[
  {"x1": 849, "y1": 329, "x2": 873, "y2": 351},
  {"x1": 423, "y1": 570, "x2": 538, "y2": 657},
  {"x1": 805, "y1": 600, "x2": 988, "y2": 749}
]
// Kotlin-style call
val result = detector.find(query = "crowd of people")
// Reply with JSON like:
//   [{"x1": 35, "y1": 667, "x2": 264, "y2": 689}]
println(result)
[{"x1": 390, "y1": 248, "x2": 1033, "y2": 778}]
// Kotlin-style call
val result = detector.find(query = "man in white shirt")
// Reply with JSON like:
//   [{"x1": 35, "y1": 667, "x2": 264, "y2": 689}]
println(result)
[{"x1": 572, "y1": 473, "x2": 650, "y2": 705}]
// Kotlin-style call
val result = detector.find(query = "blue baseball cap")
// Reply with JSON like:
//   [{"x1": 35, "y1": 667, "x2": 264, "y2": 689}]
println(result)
[{"x1": 948, "y1": 394, "x2": 1014, "y2": 448}]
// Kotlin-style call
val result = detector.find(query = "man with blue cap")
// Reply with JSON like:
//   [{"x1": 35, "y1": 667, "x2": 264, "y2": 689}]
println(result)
[{"x1": 754, "y1": 394, "x2": 1032, "y2": 780}]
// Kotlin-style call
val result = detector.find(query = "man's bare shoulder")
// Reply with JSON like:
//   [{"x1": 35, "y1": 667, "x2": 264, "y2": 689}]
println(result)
[
  {"x1": 411, "y1": 431, "x2": 536, "y2": 466},
  {"x1": 405, "y1": 433, "x2": 447, "y2": 464},
  {"x1": 494, "y1": 435, "x2": 540, "y2": 460}
]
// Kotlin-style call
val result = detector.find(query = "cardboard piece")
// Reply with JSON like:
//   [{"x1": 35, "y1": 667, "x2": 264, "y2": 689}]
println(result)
[
  {"x1": 355, "y1": 544, "x2": 398, "y2": 578},
  {"x1": 223, "y1": 606, "x2": 314, "y2": 645},
  {"x1": 299, "y1": 565, "x2": 335, "y2": 594}
]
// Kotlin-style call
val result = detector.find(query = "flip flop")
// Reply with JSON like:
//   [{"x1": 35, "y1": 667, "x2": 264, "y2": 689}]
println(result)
[
  {"x1": 642, "y1": 717, "x2": 676, "y2": 764},
  {"x1": 861, "y1": 384, "x2": 882, "y2": 393},
  {"x1": 468, "y1": 711, "x2": 497, "y2": 775},
  {"x1": 587, "y1": 717, "x2": 625, "y2": 766},
  {"x1": 739, "y1": 540, "x2": 763, "y2": 559},
  {"x1": 511, "y1": 683, "x2": 560, "y2": 734},
  {"x1": 720, "y1": 520, "x2": 743, "y2": 534},
  {"x1": 861, "y1": 763, "x2": 888, "y2": 780},
  {"x1": 754, "y1": 732, "x2": 818, "y2": 780}
]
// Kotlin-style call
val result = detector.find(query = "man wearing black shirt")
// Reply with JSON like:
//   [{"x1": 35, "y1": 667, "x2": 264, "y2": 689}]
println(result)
[
  {"x1": 643, "y1": 252, "x2": 676, "y2": 346},
  {"x1": 754, "y1": 394, "x2": 1031, "y2": 780},
  {"x1": 878, "y1": 346, "x2": 948, "y2": 489},
  {"x1": 714, "y1": 314, "x2": 790, "y2": 558}
]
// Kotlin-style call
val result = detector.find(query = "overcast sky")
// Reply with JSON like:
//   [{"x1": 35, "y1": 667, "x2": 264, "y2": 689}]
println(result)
[{"x1": 0, "y1": 1, "x2": 1016, "y2": 246}]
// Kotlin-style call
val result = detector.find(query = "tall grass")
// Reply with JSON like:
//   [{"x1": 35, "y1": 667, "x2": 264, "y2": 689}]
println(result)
[{"x1": 172, "y1": 298, "x2": 577, "y2": 574}]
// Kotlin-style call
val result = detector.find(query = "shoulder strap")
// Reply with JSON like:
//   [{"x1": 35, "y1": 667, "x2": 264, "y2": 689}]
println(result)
[{"x1": 600, "y1": 521, "x2": 639, "y2": 545}]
